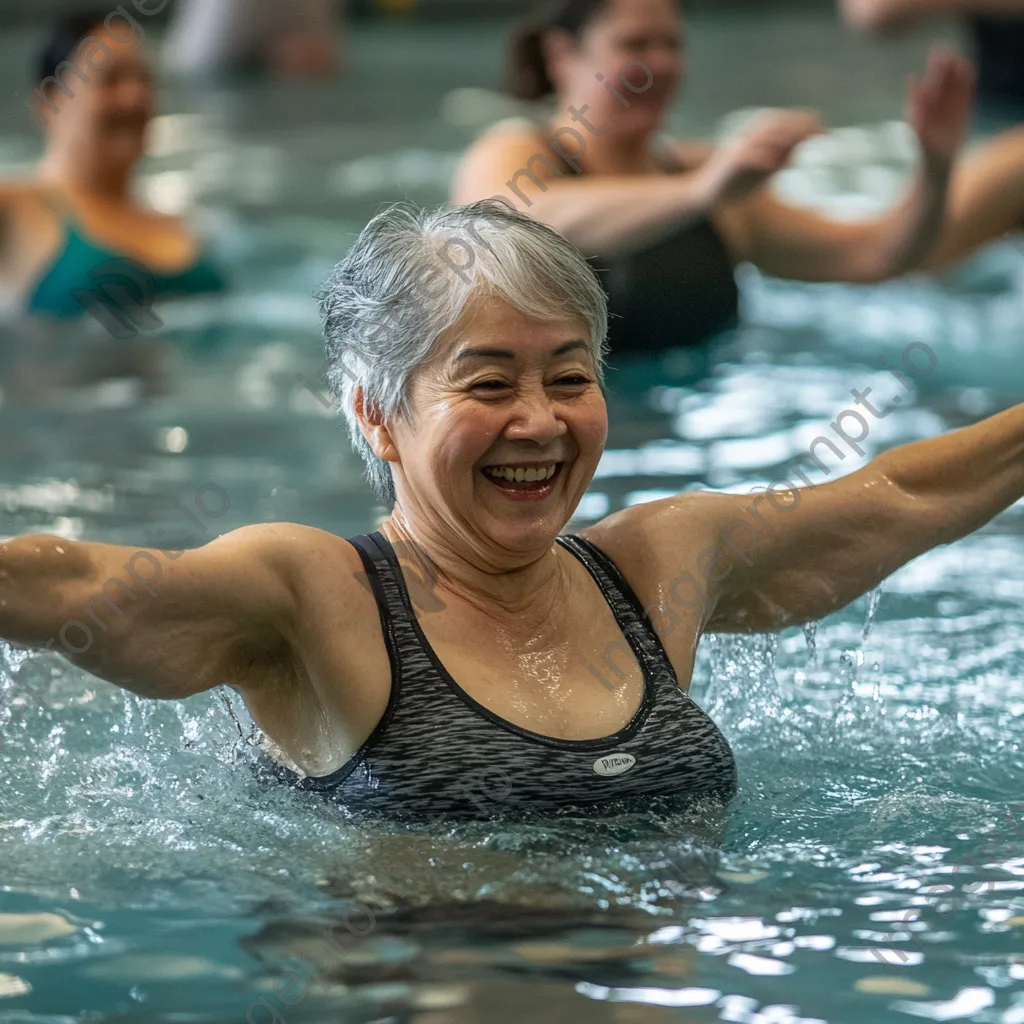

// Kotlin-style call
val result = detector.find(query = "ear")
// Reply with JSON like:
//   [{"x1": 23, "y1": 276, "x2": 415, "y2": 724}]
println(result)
[
  {"x1": 354, "y1": 386, "x2": 400, "y2": 466},
  {"x1": 541, "y1": 28, "x2": 578, "y2": 94}
]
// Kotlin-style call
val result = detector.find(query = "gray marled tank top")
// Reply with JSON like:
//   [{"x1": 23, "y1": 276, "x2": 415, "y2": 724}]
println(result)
[{"x1": 267, "y1": 531, "x2": 737, "y2": 821}]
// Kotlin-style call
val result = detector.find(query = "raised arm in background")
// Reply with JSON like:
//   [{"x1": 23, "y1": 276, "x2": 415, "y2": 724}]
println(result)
[
  {"x1": 454, "y1": 49, "x2": 980, "y2": 282},
  {"x1": 713, "y1": 48, "x2": 976, "y2": 282},
  {"x1": 452, "y1": 108, "x2": 824, "y2": 257}
]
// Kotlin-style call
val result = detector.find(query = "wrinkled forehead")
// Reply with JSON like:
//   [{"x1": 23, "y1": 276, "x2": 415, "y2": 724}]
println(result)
[{"x1": 433, "y1": 292, "x2": 596, "y2": 365}]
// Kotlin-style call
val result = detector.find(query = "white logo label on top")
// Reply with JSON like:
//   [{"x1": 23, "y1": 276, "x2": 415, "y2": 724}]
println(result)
[{"x1": 594, "y1": 753, "x2": 636, "y2": 777}]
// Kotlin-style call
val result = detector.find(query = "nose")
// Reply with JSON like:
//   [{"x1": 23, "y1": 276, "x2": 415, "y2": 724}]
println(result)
[{"x1": 504, "y1": 386, "x2": 568, "y2": 448}]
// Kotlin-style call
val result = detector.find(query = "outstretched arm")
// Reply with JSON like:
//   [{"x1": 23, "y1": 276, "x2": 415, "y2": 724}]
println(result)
[
  {"x1": 722, "y1": 48, "x2": 975, "y2": 283},
  {"x1": 843, "y1": 0, "x2": 1024, "y2": 32},
  {"x1": 0, "y1": 525, "x2": 302, "y2": 699},
  {"x1": 631, "y1": 402, "x2": 1024, "y2": 632},
  {"x1": 451, "y1": 113, "x2": 824, "y2": 257}
]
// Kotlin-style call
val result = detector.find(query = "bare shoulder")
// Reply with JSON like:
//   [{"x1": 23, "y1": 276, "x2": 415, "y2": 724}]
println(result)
[
  {"x1": 479, "y1": 116, "x2": 546, "y2": 147},
  {"x1": 452, "y1": 119, "x2": 549, "y2": 202},
  {"x1": 181, "y1": 523, "x2": 374, "y2": 657},
  {"x1": 209, "y1": 521, "x2": 364, "y2": 587},
  {"x1": 578, "y1": 491, "x2": 737, "y2": 587}
]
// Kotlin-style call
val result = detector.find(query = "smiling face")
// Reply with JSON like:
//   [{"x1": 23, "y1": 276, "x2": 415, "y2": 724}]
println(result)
[
  {"x1": 549, "y1": 0, "x2": 684, "y2": 138},
  {"x1": 37, "y1": 26, "x2": 154, "y2": 172},
  {"x1": 375, "y1": 294, "x2": 608, "y2": 563}
]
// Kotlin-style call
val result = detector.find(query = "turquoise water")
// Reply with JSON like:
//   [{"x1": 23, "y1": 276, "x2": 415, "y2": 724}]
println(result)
[{"x1": 2, "y1": 12, "x2": 1024, "y2": 1024}]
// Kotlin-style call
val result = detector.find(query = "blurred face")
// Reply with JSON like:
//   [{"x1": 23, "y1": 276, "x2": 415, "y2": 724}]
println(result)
[
  {"x1": 550, "y1": 0, "x2": 684, "y2": 136},
  {"x1": 37, "y1": 20, "x2": 154, "y2": 170},
  {"x1": 381, "y1": 295, "x2": 608, "y2": 560}
]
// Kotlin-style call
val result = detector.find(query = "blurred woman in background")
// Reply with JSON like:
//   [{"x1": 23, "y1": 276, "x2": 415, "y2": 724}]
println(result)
[
  {"x1": 452, "y1": 0, "x2": 1024, "y2": 352},
  {"x1": 0, "y1": 10, "x2": 226, "y2": 323}
]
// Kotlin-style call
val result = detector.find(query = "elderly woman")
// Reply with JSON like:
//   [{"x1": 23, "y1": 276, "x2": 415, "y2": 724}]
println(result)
[
  {"x1": 1, "y1": 201, "x2": 1022, "y2": 820},
  {"x1": 453, "y1": 0, "x2": 1024, "y2": 350}
]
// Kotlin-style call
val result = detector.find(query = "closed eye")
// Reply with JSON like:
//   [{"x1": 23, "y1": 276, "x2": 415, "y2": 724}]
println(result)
[{"x1": 470, "y1": 375, "x2": 593, "y2": 393}]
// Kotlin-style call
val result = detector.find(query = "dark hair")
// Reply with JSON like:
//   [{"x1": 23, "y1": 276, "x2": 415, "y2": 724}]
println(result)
[
  {"x1": 35, "y1": 10, "x2": 110, "y2": 85},
  {"x1": 507, "y1": 0, "x2": 611, "y2": 101}
]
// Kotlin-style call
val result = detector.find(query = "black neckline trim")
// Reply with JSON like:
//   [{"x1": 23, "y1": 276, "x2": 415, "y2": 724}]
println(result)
[{"x1": 363, "y1": 531, "x2": 659, "y2": 752}]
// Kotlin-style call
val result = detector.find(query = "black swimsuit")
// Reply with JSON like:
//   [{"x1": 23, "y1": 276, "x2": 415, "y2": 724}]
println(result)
[
  {"x1": 485, "y1": 119, "x2": 740, "y2": 352},
  {"x1": 970, "y1": 15, "x2": 1024, "y2": 109},
  {"x1": 589, "y1": 137, "x2": 740, "y2": 351},
  {"x1": 592, "y1": 216, "x2": 740, "y2": 352},
  {"x1": 265, "y1": 532, "x2": 737, "y2": 821}
]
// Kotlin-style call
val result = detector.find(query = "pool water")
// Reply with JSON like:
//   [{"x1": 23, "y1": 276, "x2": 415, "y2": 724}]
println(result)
[{"x1": 1, "y1": 11, "x2": 1024, "y2": 1024}]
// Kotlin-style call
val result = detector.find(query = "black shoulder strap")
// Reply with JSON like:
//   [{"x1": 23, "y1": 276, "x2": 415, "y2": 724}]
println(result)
[
  {"x1": 348, "y1": 531, "x2": 415, "y2": 625},
  {"x1": 557, "y1": 534, "x2": 657, "y2": 644},
  {"x1": 348, "y1": 532, "x2": 403, "y2": 618}
]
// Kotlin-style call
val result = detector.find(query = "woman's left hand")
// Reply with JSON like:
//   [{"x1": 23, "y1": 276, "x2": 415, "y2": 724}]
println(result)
[{"x1": 905, "y1": 47, "x2": 977, "y2": 168}]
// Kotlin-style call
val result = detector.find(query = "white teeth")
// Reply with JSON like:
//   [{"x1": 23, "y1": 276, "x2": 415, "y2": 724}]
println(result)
[{"x1": 484, "y1": 464, "x2": 558, "y2": 484}]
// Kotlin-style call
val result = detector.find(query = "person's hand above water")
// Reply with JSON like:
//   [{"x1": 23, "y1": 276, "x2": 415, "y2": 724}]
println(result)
[
  {"x1": 905, "y1": 47, "x2": 977, "y2": 170},
  {"x1": 695, "y1": 110, "x2": 825, "y2": 208},
  {"x1": 715, "y1": 48, "x2": 981, "y2": 285}
]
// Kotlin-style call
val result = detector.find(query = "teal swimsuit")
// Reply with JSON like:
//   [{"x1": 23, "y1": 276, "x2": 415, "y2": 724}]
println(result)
[{"x1": 26, "y1": 201, "x2": 227, "y2": 319}]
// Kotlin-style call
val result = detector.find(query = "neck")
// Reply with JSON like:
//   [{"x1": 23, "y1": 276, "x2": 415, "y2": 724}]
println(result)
[
  {"x1": 38, "y1": 150, "x2": 133, "y2": 201},
  {"x1": 382, "y1": 508, "x2": 568, "y2": 623}
]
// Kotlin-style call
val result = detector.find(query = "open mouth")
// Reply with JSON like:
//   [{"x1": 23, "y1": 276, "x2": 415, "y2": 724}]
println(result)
[{"x1": 480, "y1": 462, "x2": 564, "y2": 501}]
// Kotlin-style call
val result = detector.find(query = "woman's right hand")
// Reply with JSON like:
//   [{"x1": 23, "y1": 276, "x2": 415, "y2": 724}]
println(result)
[{"x1": 696, "y1": 110, "x2": 824, "y2": 208}]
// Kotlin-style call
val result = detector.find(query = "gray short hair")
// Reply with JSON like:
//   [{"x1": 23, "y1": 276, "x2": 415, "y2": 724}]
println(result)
[{"x1": 318, "y1": 200, "x2": 609, "y2": 504}]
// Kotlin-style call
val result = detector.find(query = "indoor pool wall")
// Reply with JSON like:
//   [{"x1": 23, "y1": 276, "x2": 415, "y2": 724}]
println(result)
[{"x1": 1, "y1": 7, "x2": 1023, "y2": 1024}]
